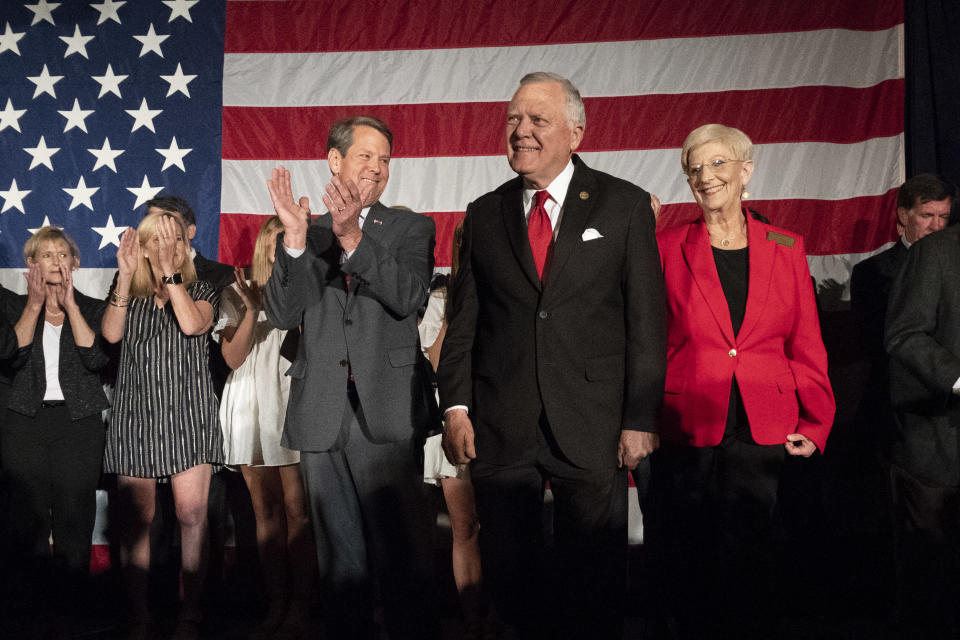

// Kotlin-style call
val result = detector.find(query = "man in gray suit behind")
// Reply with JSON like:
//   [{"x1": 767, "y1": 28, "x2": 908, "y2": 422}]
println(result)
[{"x1": 264, "y1": 116, "x2": 438, "y2": 639}]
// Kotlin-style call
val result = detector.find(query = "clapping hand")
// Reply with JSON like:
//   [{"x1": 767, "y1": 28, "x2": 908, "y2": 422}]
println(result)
[
  {"x1": 24, "y1": 262, "x2": 46, "y2": 309},
  {"x1": 233, "y1": 266, "x2": 260, "y2": 311},
  {"x1": 116, "y1": 227, "x2": 139, "y2": 278},
  {"x1": 55, "y1": 263, "x2": 78, "y2": 312},
  {"x1": 267, "y1": 166, "x2": 311, "y2": 249}
]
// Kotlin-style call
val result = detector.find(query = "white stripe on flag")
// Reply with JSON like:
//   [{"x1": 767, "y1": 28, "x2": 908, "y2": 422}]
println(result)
[
  {"x1": 223, "y1": 26, "x2": 903, "y2": 107},
  {"x1": 220, "y1": 136, "x2": 903, "y2": 216}
]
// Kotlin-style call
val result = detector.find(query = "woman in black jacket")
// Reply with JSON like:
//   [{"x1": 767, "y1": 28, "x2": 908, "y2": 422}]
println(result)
[{"x1": 0, "y1": 226, "x2": 109, "y2": 630}]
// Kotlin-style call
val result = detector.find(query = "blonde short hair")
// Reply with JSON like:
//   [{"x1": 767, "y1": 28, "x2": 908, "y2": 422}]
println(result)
[
  {"x1": 681, "y1": 124, "x2": 753, "y2": 174},
  {"x1": 24, "y1": 226, "x2": 80, "y2": 268},
  {"x1": 130, "y1": 213, "x2": 198, "y2": 298},
  {"x1": 250, "y1": 216, "x2": 284, "y2": 288}
]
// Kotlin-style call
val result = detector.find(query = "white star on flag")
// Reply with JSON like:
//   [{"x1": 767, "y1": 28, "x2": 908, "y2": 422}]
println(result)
[
  {"x1": 0, "y1": 98, "x2": 27, "y2": 132},
  {"x1": 127, "y1": 175, "x2": 163, "y2": 209},
  {"x1": 125, "y1": 98, "x2": 162, "y2": 133},
  {"x1": 133, "y1": 23, "x2": 169, "y2": 58},
  {"x1": 27, "y1": 64, "x2": 65, "y2": 99},
  {"x1": 91, "y1": 63, "x2": 128, "y2": 99},
  {"x1": 25, "y1": 136, "x2": 61, "y2": 171},
  {"x1": 160, "y1": 63, "x2": 197, "y2": 98},
  {"x1": 156, "y1": 137, "x2": 192, "y2": 172},
  {"x1": 1, "y1": 179, "x2": 31, "y2": 214},
  {"x1": 163, "y1": 0, "x2": 199, "y2": 23},
  {"x1": 88, "y1": 138, "x2": 124, "y2": 172},
  {"x1": 58, "y1": 98, "x2": 95, "y2": 133},
  {"x1": 91, "y1": 214, "x2": 125, "y2": 249},
  {"x1": 63, "y1": 176, "x2": 99, "y2": 211},
  {"x1": 90, "y1": 0, "x2": 126, "y2": 25},
  {"x1": 0, "y1": 22, "x2": 26, "y2": 56},
  {"x1": 26, "y1": 0, "x2": 61, "y2": 26},
  {"x1": 29, "y1": 216, "x2": 61, "y2": 235},
  {"x1": 59, "y1": 25, "x2": 95, "y2": 59}
]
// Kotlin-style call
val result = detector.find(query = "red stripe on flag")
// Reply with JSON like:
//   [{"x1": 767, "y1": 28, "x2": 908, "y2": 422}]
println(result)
[
  {"x1": 656, "y1": 190, "x2": 899, "y2": 255},
  {"x1": 218, "y1": 211, "x2": 466, "y2": 268},
  {"x1": 222, "y1": 81, "x2": 904, "y2": 160},
  {"x1": 226, "y1": 0, "x2": 902, "y2": 53}
]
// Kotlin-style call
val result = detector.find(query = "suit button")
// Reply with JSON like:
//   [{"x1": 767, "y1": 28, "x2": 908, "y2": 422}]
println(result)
[
  {"x1": 728, "y1": 348, "x2": 737, "y2": 357},
  {"x1": 339, "y1": 359, "x2": 349, "y2": 367},
  {"x1": 538, "y1": 311, "x2": 549, "y2": 319},
  {"x1": 344, "y1": 318, "x2": 352, "y2": 326}
]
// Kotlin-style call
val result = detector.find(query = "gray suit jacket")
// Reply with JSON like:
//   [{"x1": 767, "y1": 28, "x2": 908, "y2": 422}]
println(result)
[
  {"x1": 885, "y1": 225, "x2": 960, "y2": 486},
  {"x1": 265, "y1": 202, "x2": 437, "y2": 452}
]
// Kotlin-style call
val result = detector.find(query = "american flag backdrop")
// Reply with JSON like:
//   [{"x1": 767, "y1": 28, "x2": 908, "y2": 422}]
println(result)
[
  {"x1": 0, "y1": 0, "x2": 905, "y2": 552},
  {"x1": 1, "y1": 0, "x2": 903, "y2": 300},
  {"x1": 0, "y1": 0, "x2": 225, "y2": 295}
]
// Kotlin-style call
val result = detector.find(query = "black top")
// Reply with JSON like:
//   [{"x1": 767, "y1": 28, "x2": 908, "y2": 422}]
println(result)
[
  {"x1": 713, "y1": 246, "x2": 751, "y2": 441},
  {"x1": 0, "y1": 289, "x2": 110, "y2": 420}
]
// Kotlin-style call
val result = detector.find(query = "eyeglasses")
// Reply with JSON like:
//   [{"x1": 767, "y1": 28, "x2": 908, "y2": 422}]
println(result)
[{"x1": 684, "y1": 158, "x2": 744, "y2": 180}]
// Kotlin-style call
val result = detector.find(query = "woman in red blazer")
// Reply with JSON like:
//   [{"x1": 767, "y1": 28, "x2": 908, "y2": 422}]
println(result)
[{"x1": 649, "y1": 124, "x2": 835, "y2": 639}]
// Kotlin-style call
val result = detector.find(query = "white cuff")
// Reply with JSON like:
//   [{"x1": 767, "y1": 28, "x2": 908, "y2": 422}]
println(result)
[{"x1": 444, "y1": 405, "x2": 469, "y2": 417}]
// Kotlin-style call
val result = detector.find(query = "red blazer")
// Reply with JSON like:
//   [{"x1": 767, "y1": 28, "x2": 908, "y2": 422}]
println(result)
[{"x1": 656, "y1": 213, "x2": 835, "y2": 452}]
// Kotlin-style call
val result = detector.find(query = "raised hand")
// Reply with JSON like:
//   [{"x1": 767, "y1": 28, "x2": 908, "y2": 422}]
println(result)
[
  {"x1": 322, "y1": 175, "x2": 376, "y2": 252},
  {"x1": 116, "y1": 227, "x2": 139, "y2": 278},
  {"x1": 267, "y1": 166, "x2": 310, "y2": 248},
  {"x1": 233, "y1": 266, "x2": 260, "y2": 311},
  {"x1": 156, "y1": 215, "x2": 179, "y2": 276},
  {"x1": 56, "y1": 262, "x2": 78, "y2": 312},
  {"x1": 23, "y1": 261, "x2": 46, "y2": 309}
]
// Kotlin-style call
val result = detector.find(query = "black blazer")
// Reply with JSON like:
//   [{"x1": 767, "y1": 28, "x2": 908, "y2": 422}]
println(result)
[
  {"x1": 438, "y1": 156, "x2": 666, "y2": 469},
  {"x1": 0, "y1": 290, "x2": 110, "y2": 421},
  {"x1": 885, "y1": 225, "x2": 960, "y2": 486}
]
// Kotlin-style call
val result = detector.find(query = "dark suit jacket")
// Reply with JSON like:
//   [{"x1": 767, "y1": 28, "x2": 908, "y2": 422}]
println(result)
[
  {"x1": 0, "y1": 289, "x2": 109, "y2": 421},
  {"x1": 885, "y1": 225, "x2": 960, "y2": 486},
  {"x1": 438, "y1": 156, "x2": 667, "y2": 470},
  {"x1": 265, "y1": 202, "x2": 437, "y2": 452},
  {"x1": 657, "y1": 214, "x2": 835, "y2": 453},
  {"x1": 850, "y1": 240, "x2": 908, "y2": 449},
  {"x1": 851, "y1": 240, "x2": 908, "y2": 358},
  {"x1": 193, "y1": 251, "x2": 235, "y2": 291}
]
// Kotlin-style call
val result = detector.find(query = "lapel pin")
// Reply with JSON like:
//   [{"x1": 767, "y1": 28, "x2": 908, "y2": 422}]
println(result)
[
  {"x1": 579, "y1": 191, "x2": 589, "y2": 200},
  {"x1": 372, "y1": 218, "x2": 382, "y2": 225}
]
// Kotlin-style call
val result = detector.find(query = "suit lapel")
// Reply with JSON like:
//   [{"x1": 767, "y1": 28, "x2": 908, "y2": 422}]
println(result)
[
  {"x1": 501, "y1": 188, "x2": 543, "y2": 290},
  {"x1": 737, "y1": 213, "x2": 775, "y2": 342},
  {"x1": 543, "y1": 160, "x2": 595, "y2": 291},
  {"x1": 681, "y1": 220, "x2": 736, "y2": 343}
]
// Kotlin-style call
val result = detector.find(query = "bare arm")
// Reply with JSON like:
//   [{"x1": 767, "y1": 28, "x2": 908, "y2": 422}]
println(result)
[
  {"x1": 220, "y1": 269, "x2": 259, "y2": 370},
  {"x1": 102, "y1": 227, "x2": 137, "y2": 344}
]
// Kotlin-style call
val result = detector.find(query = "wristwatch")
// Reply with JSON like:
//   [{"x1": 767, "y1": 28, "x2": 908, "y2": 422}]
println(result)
[{"x1": 161, "y1": 273, "x2": 183, "y2": 285}]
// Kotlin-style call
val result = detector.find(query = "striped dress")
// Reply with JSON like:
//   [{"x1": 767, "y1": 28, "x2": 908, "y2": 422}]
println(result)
[{"x1": 103, "y1": 280, "x2": 224, "y2": 477}]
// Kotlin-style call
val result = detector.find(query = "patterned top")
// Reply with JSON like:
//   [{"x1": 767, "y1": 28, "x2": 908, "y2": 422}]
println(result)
[{"x1": 103, "y1": 280, "x2": 224, "y2": 478}]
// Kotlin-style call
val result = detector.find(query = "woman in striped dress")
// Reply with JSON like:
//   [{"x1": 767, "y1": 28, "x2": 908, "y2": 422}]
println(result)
[{"x1": 102, "y1": 212, "x2": 223, "y2": 638}]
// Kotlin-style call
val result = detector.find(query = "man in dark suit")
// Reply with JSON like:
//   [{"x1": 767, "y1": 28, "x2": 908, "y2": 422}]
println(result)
[
  {"x1": 264, "y1": 116, "x2": 438, "y2": 639},
  {"x1": 851, "y1": 175, "x2": 953, "y2": 450},
  {"x1": 885, "y1": 220, "x2": 960, "y2": 639},
  {"x1": 438, "y1": 72, "x2": 666, "y2": 638}
]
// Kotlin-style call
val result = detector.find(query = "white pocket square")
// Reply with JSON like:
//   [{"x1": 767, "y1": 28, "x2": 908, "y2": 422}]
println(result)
[{"x1": 581, "y1": 228, "x2": 603, "y2": 241}]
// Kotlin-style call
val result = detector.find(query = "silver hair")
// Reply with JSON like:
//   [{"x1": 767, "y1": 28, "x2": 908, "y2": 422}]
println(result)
[{"x1": 519, "y1": 72, "x2": 586, "y2": 129}]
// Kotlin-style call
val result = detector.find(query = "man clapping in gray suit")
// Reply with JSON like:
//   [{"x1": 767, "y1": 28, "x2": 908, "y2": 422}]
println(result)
[{"x1": 264, "y1": 117, "x2": 438, "y2": 639}]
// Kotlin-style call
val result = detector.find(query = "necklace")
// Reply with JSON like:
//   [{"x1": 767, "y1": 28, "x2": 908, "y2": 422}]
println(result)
[
  {"x1": 45, "y1": 308, "x2": 64, "y2": 317},
  {"x1": 708, "y1": 218, "x2": 746, "y2": 248}
]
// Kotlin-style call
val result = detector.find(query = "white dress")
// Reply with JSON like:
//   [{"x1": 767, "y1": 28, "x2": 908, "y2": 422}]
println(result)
[
  {"x1": 419, "y1": 289, "x2": 463, "y2": 484},
  {"x1": 216, "y1": 283, "x2": 299, "y2": 467}
]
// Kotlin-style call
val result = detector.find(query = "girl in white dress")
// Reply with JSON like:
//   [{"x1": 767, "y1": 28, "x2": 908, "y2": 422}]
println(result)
[{"x1": 217, "y1": 217, "x2": 316, "y2": 637}]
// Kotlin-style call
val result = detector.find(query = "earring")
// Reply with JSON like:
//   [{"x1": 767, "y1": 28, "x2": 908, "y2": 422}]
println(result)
[{"x1": 741, "y1": 189, "x2": 750, "y2": 200}]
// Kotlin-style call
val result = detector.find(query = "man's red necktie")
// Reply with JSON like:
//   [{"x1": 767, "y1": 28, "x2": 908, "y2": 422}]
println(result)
[{"x1": 528, "y1": 190, "x2": 553, "y2": 279}]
